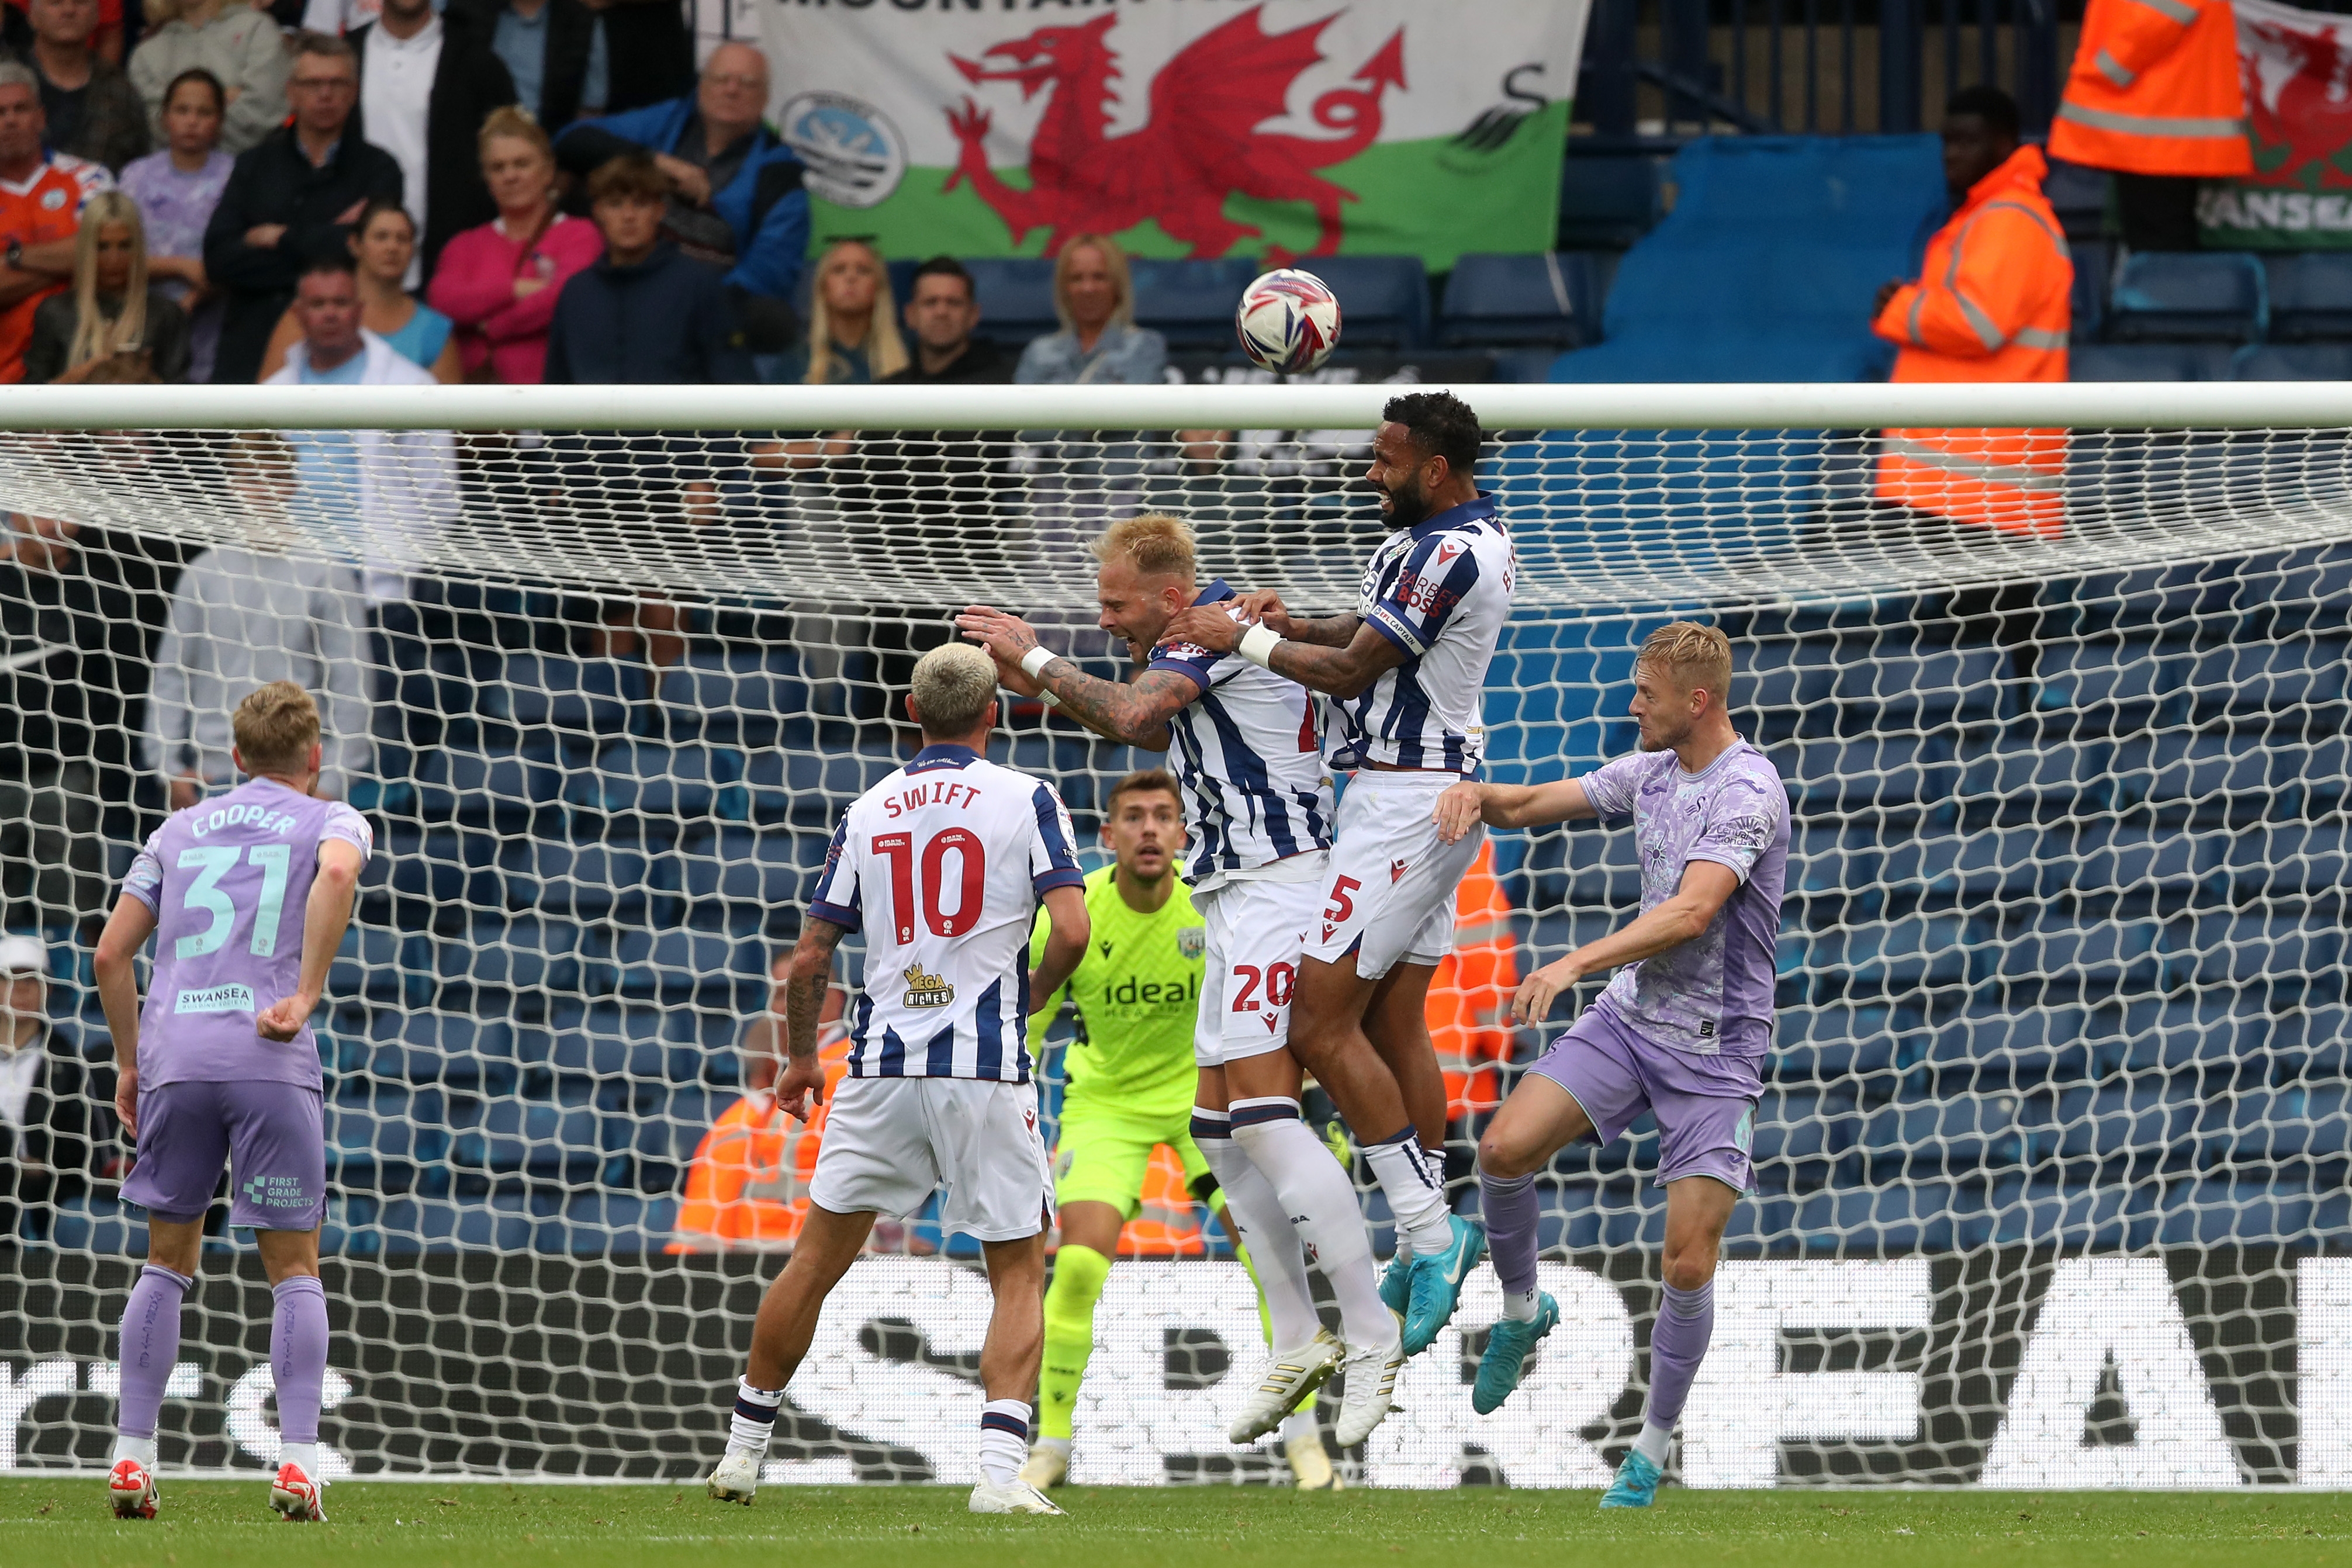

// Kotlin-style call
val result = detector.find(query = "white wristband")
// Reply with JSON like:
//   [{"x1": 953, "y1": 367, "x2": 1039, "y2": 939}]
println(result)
[
  {"x1": 1237, "y1": 623, "x2": 1284, "y2": 670},
  {"x1": 1019, "y1": 645, "x2": 1057, "y2": 680}
]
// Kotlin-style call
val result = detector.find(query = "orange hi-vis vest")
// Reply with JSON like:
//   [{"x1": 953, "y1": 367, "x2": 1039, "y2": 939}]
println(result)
[
  {"x1": 666, "y1": 1037, "x2": 852, "y2": 1253},
  {"x1": 1424, "y1": 842, "x2": 1519, "y2": 1122},
  {"x1": 2049, "y1": 0, "x2": 2253, "y2": 178},
  {"x1": 1116, "y1": 1144, "x2": 1210, "y2": 1258},
  {"x1": 1872, "y1": 146, "x2": 2074, "y2": 539}
]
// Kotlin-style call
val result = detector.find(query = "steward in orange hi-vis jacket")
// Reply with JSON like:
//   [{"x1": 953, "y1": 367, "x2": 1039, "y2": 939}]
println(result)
[
  {"x1": 1873, "y1": 90, "x2": 2074, "y2": 539},
  {"x1": 1425, "y1": 840, "x2": 1519, "y2": 1124},
  {"x1": 2049, "y1": 0, "x2": 2252, "y2": 179}
]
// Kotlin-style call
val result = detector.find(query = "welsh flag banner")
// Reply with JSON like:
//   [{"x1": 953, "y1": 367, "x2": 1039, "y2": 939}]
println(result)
[
  {"x1": 758, "y1": 0, "x2": 1589, "y2": 268},
  {"x1": 2199, "y1": 0, "x2": 2352, "y2": 247}
]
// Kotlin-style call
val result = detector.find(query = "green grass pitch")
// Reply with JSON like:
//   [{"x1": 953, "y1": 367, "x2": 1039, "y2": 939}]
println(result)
[{"x1": 4, "y1": 1481, "x2": 2346, "y2": 1568}]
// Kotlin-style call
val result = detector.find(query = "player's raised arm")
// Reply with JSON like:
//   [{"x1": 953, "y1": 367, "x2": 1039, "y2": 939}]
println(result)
[
  {"x1": 1433, "y1": 778, "x2": 1598, "y2": 842},
  {"x1": 255, "y1": 838, "x2": 363, "y2": 1043},
  {"x1": 956, "y1": 603, "x2": 1188, "y2": 751},
  {"x1": 1028, "y1": 883, "x2": 1089, "y2": 1008},
  {"x1": 1160, "y1": 598, "x2": 1402, "y2": 701}
]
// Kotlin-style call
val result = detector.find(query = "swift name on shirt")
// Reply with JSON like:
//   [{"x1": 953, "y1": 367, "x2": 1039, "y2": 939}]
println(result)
[{"x1": 883, "y1": 780, "x2": 985, "y2": 818}]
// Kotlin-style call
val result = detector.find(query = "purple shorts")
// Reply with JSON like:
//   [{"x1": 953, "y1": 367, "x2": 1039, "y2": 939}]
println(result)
[
  {"x1": 120, "y1": 1080, "x2": 326, "y2": 1231},
  {"x1": 1529, "y1": 1003, "x2": 1761, "y2": 1193}
]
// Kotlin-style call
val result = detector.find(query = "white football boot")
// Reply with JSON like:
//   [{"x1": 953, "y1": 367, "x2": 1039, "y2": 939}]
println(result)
[
  {"x1": 705, "y1": 1448, "x2": 762, "y2": 1505},
  {"x1": 1016, "y1": 1438, "x2": 1070, "y2": 1489},
  {"x1": 108, "y1": 1458, "x2": 158, "y2": 1519},
  {"x1": 268, "y1": 1460, "x2": 326, "y2": 1522},
  {"x1": 967, "y1": 1474, "x2": 1067, "y2": 1515},
  {"x1": 1285, "y1": 1431, "x2": 1343, "y2": 1491},
  {"x1": 1331, "y1": 1324, "x2": 1406, "y2": 1449},
  {"x1": 1227, "y1": 1328, "x2": 1343, "y2": 1444}
]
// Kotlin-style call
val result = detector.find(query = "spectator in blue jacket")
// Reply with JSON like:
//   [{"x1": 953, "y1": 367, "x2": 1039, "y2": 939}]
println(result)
[{"x1": 551, "y1": 40, "x2": 805, "y2": 307}]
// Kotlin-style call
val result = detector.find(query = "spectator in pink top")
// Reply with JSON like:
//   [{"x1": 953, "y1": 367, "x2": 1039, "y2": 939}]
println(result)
[{"x1": 424, "y1": 103, "x2": 597, "y2": 383}]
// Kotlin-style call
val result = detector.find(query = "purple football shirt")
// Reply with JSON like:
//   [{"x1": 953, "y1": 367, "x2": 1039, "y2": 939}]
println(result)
[
  {"x1": 1578, "y1": 739, "x2": 1789, "y2": 1059},
  {"x1": 120, "y1": 777, "x2": 373, "y2": 1089}
]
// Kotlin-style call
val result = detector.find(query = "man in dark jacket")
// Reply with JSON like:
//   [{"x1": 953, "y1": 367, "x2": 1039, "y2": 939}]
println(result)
[
  {"x1": 545, "y1": 151, "x2": 752, "y2": 386},
  {"x1": 352, "y1": 0, "x2": 516, "y2": 282},
  {"x1": 203, "y1": 32, "x2": 403, "y2": 386},
  {"x1": 551, "y1": 41, "x2": 805, "y2": 305},
  {"x1": 456, "y1": 0, "x2": 604, "y2": 139},
  {"x1": 11, "y1": 0, "x2": 146, "y2": 172},
  {"x1": 0, "y1": 933, "x2": 117, "y2": 1244}
]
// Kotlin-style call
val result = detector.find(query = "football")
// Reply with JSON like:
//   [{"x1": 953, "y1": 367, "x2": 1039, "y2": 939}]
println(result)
[{"x1": 1234, "y1": 267, "x2": 1342, "y2": 373}]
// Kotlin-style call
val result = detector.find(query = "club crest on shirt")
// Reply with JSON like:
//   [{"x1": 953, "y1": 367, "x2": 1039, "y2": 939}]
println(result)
[
  {"x1": 1177, "y1": 926, "x2": 1205, "y2": 960},
  {"x1": 901, "y1": 963, "x2": 953, "y2": 1009}
]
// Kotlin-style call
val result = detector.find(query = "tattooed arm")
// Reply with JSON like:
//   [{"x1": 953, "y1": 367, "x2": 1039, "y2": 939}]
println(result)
[
  {"x1": 774, "y1": 916, "x2": 846, "y2": 1121},
  {"x1": 1159, "y1": 599, "x2": 1403, "y2": 702},
  {"x1": 956, "y1": 605, "x2": 1188, "y2": 750}
]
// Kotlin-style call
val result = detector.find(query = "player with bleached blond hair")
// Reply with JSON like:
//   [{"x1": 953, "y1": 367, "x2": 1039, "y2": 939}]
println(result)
[
  {"x1": 704, "y1": 642, "x2": 1091, "y2": 1517},
  {"x1": 1434, "y1": 621, "x2": 1789, "y2": 1511},
  {"x1": 959, "y1": 510, "x2": 1405, "y2": 1480}
]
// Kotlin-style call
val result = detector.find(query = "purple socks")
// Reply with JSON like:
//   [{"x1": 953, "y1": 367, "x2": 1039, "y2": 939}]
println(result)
[
  {"x1": 271, "y1": 1276, "x2": 330, "y2": 1444},
  {"x1": 1476, "y1": 1168, "x2": 1540, "y2": 1297},
  {"x1": 116, "y1": 1264, "x2": 193, "y2": 1440},
  {"x1": 1644, "y1": 1279, "x2": 1716, "y2": 1434}
]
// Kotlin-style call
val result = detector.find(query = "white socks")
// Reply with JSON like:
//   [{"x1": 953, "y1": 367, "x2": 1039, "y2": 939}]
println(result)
[
  {"x1": 727, "y1": 1378, "x2": 784, "y2": 1459},
  {"x1": 978, "y1": 1399, "x2": 1031, "y2": 1487},
  {"x1": 1195, "y1": 1112, "x2": 1320, "y2": 1350},
  {"x1": 1633, "y1": 1422, "x2": 1673, "y2": 1466},
  {"x1": 1500, "y1": 1286, "x2": 1540, "y2": 1322},
  {"x1": 1228, "y1": 1098, "x2": 1396, "y2": 1349},
  {"x1": 281, "y1": 1441, "x2": 320, "y2": 1478},
  {"x1": 1361, "y1": 1130, "x2": 1454, "y2": 1255},
  {"x1": 111, "y1": 1434, "x2": 157, "y2": 1468}
]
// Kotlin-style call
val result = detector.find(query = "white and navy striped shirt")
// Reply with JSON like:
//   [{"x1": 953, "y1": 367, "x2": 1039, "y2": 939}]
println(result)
[
  {"x1": 1149, "y1": 580, "x2": 1336, "y2": 892},
  {"x1": 808, "y1": 744, "x2": 1085, "y2": 1082},
  {"x1": 1331, "y1": 493, "x2": 1516, "y2": 774}
]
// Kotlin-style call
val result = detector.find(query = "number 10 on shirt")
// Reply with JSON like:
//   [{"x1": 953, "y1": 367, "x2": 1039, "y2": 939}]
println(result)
[{"x1": 871, "y1": 830, "x2": 988, "y2": 942}]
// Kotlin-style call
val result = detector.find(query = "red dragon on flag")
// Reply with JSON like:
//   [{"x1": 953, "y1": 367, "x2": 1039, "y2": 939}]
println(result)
[{"x1": 942, "y1": 5, "x2": 1407, "y2": 258}]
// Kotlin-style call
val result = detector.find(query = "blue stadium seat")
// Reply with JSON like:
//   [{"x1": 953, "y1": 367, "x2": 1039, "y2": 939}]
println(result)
[
  {"x1": 2047, "y1": 1080, "x2": 2201, "y2": 1175},
  {"x1": 494, "y1": 838, "x2": 649, "y2": 920},
  {"x1": 1863, "y1": 1091, "x2": 2030, "y2": 1178},
  {"x1": 1986, "y1": 1177, "x2": 2160, "y2": 1251},
  {"x1": 1129, "y1": 257, "x2": 1256, "y2": 352},
  {"x1": 2105, "y1": 251, "x2": 2268, "y2": 342},
  {"x1": 2069, "y1": 238, "x2": 2111, "y2": 341},
  {"x1": 2233, "y1": 344, "x2": 2352, "y2": 380},
  {"x1": 450, "y1": 1096, "x2": 606, "y2": 1179},
  {"x1": 1742, "y1": 640, "x2": 1839, "y2": 726},
  {"x1": 2069, "y1": 342, "x2": 2237, "y2": 380},
  {"x1": 1746, "y1": 1086, "x2": 1860, "y2": 1190},
  {"x1": 2264, "y1": 251, "x2": 2352, "y2": 341},
  {"x1": 325, "y1": 1086, "x2": 449, "y2": 1191},
  {"x1": 371, "y1": 829, "x2": 492, "y2": 925},
  {"x1": 1517, "y1": 825, "x2": 1640, "y2": 908},
  {"x1": 1786, "y1": 821, "x2": 1882, "y2": 898},
  {"x1": 1302, "y1": 255, "x2": 1430, "y2": 349},
  {"x1": 1439, "y1": 252, "x2": 1603, "y2": 349},
  {"x1": 2267, "y1": 1003, "x2": 2352, "y2": 1078},
  {"x1": 1804, "y1": 914, "x2": 1974, "y2": 995},
  {"x1": 2223, "y1": 822, "x2": 2352, "y2": 898},
  {"x1": 549, "y1": 1005, "x2": 700, "y2": 1084},
  {"x1": 742, "y1": 745, "x2": 902, "y2": 826},
  {"x1": 1767, "y1": 734, "x2": 1958, "y2": 811},
  {"x1": 961, "y1": 257, "x2": 1061, "y2": 347},
  {"x1": 1555, "y1": 153, "x2": 1667, "y2": 250},
  {"x1": 1922, "y1": 1005, "x2": 2096, "y2": 1086},
  {"x1": 570, "y1": 741, "x2": 746, "y2": 823},
  {"x1": 483, "y1": 655, "x2": 639, "y2": 742},
  {"x1": 2108, "y1": 729, "x2": 2272, "y2": 819},
  {"x1": 666, "y1": 829, "x2": 826, "y2": 931},
  {"x1": 2059, "y1": 821, "x2": 2216, "y2": 899},
  {"x1": 2181, "y1": 636, "x2": 2351, "y2": 714},
  {"x1": 329, "y1": 923, "x2": 417, "y2": 1005},
  {"x1": 2033, "y1": 636, "x2": 2179, "y2": 722},
  {"x1": 1955, "y1": 736, "x2": 2114, "y2": 815},
  {"x1": 365, "y1": 1012, "x2": 517, "y2": 1092},
  {"x1": 378, "y1": 1197, "x2": 537, "y2": 1253},
  {"x1": 660, "y1": 648, "x2": 806, "y2": 747},
  {"x1": 1831, "y1": 645, "x2": 2002, "y2": 727},
  {"x1": 2044, "y1": 159, "x2": 2109, "y2": 241},
  {"x1": 613, "y1": 926, "x2": 765, "y2": 1009},
  {"x1": 1879, "y1": 825, "x2": 2042, "y2": 902},
  {"x1": 2196, "y1": 1084, "x2": 2352, "y2": 1166},
  {"x1": 1770, "y1": 1002, "x2": 1907, "y2": 1080},
  {"x1": 414, "y1": 746, "x2": 565, "y2": 830},
  {"x1": 44, "y1": 1195, "x2": 146, "y2": 1252},
  {"x1": 551, "y1": 1192, "x2": 680, "y2": 1255},
  {"x1": 2161, "y1": 912, "x2": 2347, "y2": 989},
  {"x1": 434, "y1": 916, "x2": 590, "y2": 1010},
  {"x1": 2156, "y1": 1176, "x2": 2316, "y2": 1246},
  {"x1": 2005, "y1": 912, "x2": 2165, "y2": 995}
]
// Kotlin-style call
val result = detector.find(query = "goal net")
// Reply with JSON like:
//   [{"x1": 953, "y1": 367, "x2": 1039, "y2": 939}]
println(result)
[{"x1": 0, "y1": 381, "x2": 2347, "y2": 1490}]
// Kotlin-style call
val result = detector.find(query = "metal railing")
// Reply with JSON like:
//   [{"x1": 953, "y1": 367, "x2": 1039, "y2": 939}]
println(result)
[{"x1": 1577, "y1": 0, "x2": 2073, "y2": 143}]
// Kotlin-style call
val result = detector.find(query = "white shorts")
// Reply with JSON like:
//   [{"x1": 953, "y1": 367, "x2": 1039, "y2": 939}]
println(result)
[
  {"x1": 807, "y1": 1075, "x2": 1055, "y2": 1242},
  {"x1": 1194, "y1": 868, "x2": 1326, "y2": 1068},
  {"x1": 1301, "y1": 769, "x2": 1488, "y2": 981}
]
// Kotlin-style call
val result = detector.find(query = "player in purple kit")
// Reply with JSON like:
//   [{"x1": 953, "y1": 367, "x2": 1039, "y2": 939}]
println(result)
[
  {"x1": 1433, "y1": 622, "x2": 1788, "y2": 1511},
  {"x1": 91, "y1": 682, "x2": 372, "y2": 1524}
]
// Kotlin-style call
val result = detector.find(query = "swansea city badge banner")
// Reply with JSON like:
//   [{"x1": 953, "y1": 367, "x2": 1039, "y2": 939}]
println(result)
[
  {"x1": 758, "y1": 0, "x2": 1590, "y2": 268},
  {"x1": 2201, "y1": 0, "x2": 2352, "y2": 247}
]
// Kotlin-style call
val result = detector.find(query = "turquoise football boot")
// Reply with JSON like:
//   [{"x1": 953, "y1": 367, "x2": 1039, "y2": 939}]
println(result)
[
  {"x1": 1471, "y1": 1291, "x2": 1559, "y2": 1414},
  {"x1": 1600, "y1": 1449, "x2": 1662, "y2": 1508}
]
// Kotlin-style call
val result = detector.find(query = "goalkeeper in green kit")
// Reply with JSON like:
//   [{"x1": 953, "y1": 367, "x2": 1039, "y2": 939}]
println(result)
[{"x1": 1019, "y1": 769, "x2": 1336, "y2": 1490}]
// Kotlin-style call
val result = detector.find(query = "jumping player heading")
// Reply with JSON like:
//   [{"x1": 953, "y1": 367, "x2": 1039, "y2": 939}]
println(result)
[
  {"x1": 1160, "y1": 390, "x2": 1514, "y2": 1356},
  {"x1": 1434, "y1": 622, "x2": 1789, "y2": 1510},
  {"x1": 959, "y1": 512, "x2": 1405, "y2": 1461},
  {"x1": 705, "y1": 643, "x2": 1089, "y2": 1518},
  {"x1": 92, "y1": 682, "x2": 373, "y2": 1524}
]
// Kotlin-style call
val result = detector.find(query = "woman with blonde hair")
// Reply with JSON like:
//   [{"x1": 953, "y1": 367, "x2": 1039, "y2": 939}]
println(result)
[
  {"x1": 1015, "y1": 233, "x2": 1165, "y2": 385},
  {"x1": 772, "y1": 237, "x2": 907, "y2": 385},
  {"x1": 24, "y1": 192, "x2": 191, "y2": 384},
  {"x1": 427, "y1": 106, "x2": 604, "y2": 384}
]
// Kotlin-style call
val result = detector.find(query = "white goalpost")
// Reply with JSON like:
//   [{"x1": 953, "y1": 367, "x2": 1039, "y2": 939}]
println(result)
[{"x1": 0, "y1": 380, "x2": 2346, "y2": 1488}]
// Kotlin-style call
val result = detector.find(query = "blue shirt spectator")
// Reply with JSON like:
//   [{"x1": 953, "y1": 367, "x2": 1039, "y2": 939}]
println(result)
[
  {"x1": 552, "y1": 40, "x2": 805, "y2": 303},
  {"x1": 1014, "y1": 233, "x2": 1165, "y2": 385},
  {"x1": 464, "y1": 0, "x2": 607, "y2": 135}
]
